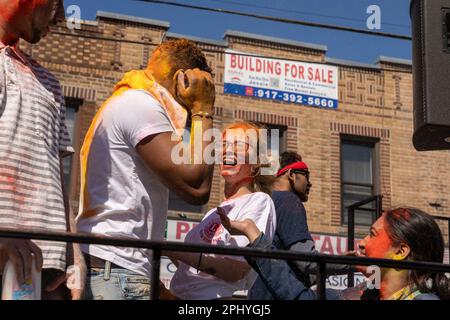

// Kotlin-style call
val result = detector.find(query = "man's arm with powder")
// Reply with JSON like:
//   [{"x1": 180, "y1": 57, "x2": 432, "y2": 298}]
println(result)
[
  {"x1": 137, "y1": 119, "x2": 214, "y2": 205},
  {"x1": 137, "y1": 69, "x2": 215, "y2": 205}
]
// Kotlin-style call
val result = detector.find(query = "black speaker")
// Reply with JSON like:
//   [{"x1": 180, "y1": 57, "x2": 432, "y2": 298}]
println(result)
[{"x1": 410, "y1": 0, "x2": 450, "y2": 151}]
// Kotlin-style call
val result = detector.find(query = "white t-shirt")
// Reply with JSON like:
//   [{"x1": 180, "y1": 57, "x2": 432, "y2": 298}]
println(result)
[
  {"x1": 77, "y1": 89, "x2": 174, "y2": 277},
  {"x1": 170, "y1": 192, "x2": 276, "y2": 299}
]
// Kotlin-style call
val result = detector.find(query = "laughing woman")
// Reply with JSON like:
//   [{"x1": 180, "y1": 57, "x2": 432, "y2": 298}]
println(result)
[{"x1": 167, "y1": 122, "x2": 276, "y2": 300}]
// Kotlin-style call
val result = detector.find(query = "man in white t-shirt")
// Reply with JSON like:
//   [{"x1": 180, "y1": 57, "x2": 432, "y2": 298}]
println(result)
[{"x1": 76, "y1": 39, "x2": 216, "y2": 300}]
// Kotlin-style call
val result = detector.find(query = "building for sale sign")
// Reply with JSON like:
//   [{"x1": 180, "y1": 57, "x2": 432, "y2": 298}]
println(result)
[{"x1": 224, "y1": 50, "x2": 339, "y2": 109}]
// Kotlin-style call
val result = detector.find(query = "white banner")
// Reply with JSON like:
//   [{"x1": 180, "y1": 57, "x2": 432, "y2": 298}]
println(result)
[{"x1": 224, "y1": 50, "x2": 339, "y2": 109}]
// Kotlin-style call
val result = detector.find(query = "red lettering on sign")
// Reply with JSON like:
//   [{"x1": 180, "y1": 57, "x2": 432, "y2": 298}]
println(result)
[
  {"x1": 299, "y1": 66, "x2": 305, "y2": 79},
  {"x1": 321, "y1": 236, "x2": 334, "y2": 255},
  {"x1": 176, "y1": 222, "x2": 190, "y2": 240},
  {"x1": 307, "y1": 67, "x2": 314, "y2": 81},
  {"x1": 275, "y1": 62, "x2": 282, "y2": 75},
  {"x1": 336, "y1": 237, "x2": 345, "y2": 255},
  {"x1": 284, "y1": 64, "x2": 290, "y2": 77},
  {"x1": 249, "y1": 57, "x2": 255, "y2": 72},
  {"x1": 256, "y1": 59, "x2": 262, "y2": 72},
  {"x1": 314, "y1": 69, "x2": 322, "y2": 82},
  {"x1": 290, "y1": 65, "x2": 297, "y2": 78},
  {"x1": 238, "y1": 56, "x2": 244, "y2": 69},
  {"x1": 230, "y1": 55, "x2": 236, "y2": 68},
  {"x1": 266, "y1": 60, "x2": 273, "y2": 74}
]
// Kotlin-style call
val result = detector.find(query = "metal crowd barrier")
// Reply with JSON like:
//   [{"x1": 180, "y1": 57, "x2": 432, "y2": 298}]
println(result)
[{"x1": 1, "y1": 227, "x2": 450, "y2": 300}]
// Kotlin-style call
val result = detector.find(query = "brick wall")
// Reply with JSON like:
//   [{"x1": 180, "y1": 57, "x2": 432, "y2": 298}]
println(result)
[{"x1": 21, "y1": 14, "x2": 450, "y2": 243}]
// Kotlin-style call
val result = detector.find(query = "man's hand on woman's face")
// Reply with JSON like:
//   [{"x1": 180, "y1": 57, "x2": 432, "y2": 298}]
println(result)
[{"x1": 175, "y1": 68, "x2": 215, "y2": 113}]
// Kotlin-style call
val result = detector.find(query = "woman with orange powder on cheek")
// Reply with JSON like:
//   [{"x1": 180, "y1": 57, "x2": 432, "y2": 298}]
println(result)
[
  {"x1": 219, "y1": 207, "x2": 450, "y2": 300},
  {"x1": 167, "y1": 122, "x2": 277, "y2": 300}
]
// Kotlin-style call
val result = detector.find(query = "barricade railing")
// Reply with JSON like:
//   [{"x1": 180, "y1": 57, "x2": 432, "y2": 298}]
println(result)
[{"x1": 1, "y1": 227, "x2": 450, "y2": 300}]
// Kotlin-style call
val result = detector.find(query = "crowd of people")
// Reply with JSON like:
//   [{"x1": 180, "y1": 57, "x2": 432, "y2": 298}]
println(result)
[{"x1": 0, "y1": 0, "x2": 449, "y2": 300}]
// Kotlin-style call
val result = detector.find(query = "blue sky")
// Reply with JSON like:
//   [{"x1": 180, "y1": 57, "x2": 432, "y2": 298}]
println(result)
[{"x1": 65, "y1": 0, "x2": 412, "y2": 64}]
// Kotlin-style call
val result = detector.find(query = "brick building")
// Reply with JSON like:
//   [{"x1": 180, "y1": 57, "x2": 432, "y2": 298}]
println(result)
[{"x1": 19, "y1": 11, "x2": 450, "y2": 262}]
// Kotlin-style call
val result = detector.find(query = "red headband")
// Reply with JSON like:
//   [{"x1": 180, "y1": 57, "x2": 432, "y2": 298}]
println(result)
[{"x1": 276, "y1": 161, "x2": 309, "y2": 177}]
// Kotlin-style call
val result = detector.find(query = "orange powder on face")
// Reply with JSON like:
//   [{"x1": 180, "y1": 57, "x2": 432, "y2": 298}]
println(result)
[
  {"x1": 365, "y1": 221, "x2": 394, "y2": 259},
  {"x1": 221, "y1": 124, "x2": 259, "y2": 186},
  {"x1": 222, "y1": 127, "x2": 251, "y2": 164},
  {"x1": 158, "y1": 58, "x2": 172, "y2": 78},
  {"x1": 0, "y1": 0, "x2": 43, "y2": 25},
  {"x1": 0, "y1": 2, "x2": 21, "y2": 45},
  {"x1": 149, "y1": 49, "x2": 173, "y2": 79},
  {"x1": 0, "y1": 1, "x2": 18, "y2": 23}
]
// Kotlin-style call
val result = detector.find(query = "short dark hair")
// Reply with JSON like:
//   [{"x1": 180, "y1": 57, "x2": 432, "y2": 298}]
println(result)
[
  {"x1": 156, "y1": 39, "x2": 212, "y2": 77},
  {"x1": 279, "y1": 151, "x2": 303, "y2": 169}
]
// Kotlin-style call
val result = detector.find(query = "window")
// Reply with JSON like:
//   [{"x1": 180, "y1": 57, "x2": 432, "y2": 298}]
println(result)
[
  {"x1": 62, "y1": 98, "x2": 82, "y2": 193},
  {"x1": 263, "y1": 124, "x2": 287, "y2": 156},
  {"x1": 341, "y1": 136, "x2": 379, "y2": 226},
  {"x1": 258, "y1": 123, "x2": 287, "y2": 173}
]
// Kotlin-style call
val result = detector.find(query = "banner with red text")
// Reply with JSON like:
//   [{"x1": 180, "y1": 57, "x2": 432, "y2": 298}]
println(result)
[{"x1": 224, "y1": 50, "x2": 339, "y2": 109}]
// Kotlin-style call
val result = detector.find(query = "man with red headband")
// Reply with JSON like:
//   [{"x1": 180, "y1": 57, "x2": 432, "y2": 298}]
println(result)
[
  {"x1": 248, "y1": 151, "x2": 351, "y2": 300},
  {"x1": 0, "y1": 0, "x2": 85, "y2": 299}
]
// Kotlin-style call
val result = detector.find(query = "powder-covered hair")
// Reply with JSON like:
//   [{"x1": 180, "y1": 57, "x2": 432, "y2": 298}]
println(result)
[{"x1": 153, "y1": 38, "x2": 212, "y2": 77}]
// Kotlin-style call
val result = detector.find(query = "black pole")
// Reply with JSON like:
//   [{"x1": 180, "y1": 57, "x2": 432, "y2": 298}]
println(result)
[
  {"x1": 379, "y1": 196, "x2": 383, "y2": 218},
  {"x1": 316, "y1": 262, "x2": 327, "y2": 300},
  {"x1": 347, "y1": 206, "x2": 355, "y2": 288},
  {"x1": 150, "y1": 248, "x2": 161, "y2": 300},
  {"x1": 448, "y1": 220, "x2": 450, "y2": 264},
  {"x1": 375, "y1": 196, "x2": 380, "y2": 219}
]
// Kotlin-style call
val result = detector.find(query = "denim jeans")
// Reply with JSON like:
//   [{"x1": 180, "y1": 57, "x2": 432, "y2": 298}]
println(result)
[{"x1": 85, "y1": 265, "x2": 151, "y2": 300}]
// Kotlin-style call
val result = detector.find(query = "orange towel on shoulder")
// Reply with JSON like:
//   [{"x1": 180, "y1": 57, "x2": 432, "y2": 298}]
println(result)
[{"x1": 78, "y1": 70, "x2": 188, "y2": 218}]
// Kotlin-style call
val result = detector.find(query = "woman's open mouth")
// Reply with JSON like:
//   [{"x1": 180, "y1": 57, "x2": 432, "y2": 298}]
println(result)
[{"x1": 223, "y1": 156, "x2": 238, "y2": 166}]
